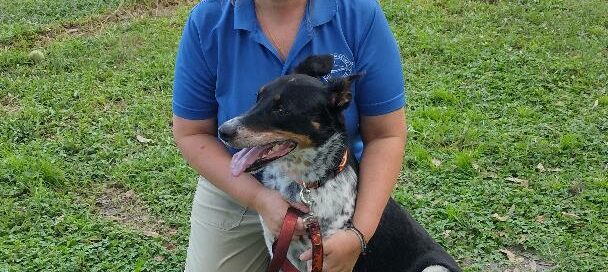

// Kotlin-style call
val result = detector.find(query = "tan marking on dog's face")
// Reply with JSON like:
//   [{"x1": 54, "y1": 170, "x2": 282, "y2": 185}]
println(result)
[
  {"x1": 227, "y1": 127, "x2": 312, "y2": 149},
  {"x1": 311, "y1": 121, "x2": 321, "y2": 130},
  {"x1": 273, "y1": 130, "x2": 313, "y2": 148},
  {"x1": 226, "y1": 127, "x2": 278, "y2": 148}
]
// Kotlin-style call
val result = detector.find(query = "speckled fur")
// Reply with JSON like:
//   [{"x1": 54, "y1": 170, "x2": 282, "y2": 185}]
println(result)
[{"x1": 259, "y1": 133, "x2": 356, "y2": 271}]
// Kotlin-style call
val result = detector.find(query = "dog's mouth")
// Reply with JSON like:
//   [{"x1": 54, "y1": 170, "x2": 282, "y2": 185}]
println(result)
[{"x1": 230, "y1": 141, "x2": 297, "y2": 176}]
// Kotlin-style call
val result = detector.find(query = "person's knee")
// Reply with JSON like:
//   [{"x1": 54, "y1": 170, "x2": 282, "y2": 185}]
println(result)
[{"x1": 185, "y1": 178, "x2": 268, "y2": 272}]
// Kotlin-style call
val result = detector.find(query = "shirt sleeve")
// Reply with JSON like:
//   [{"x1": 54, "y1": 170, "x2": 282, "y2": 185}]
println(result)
[
  {"x1": 172, "y1": 9, "x2": 218, "y2": 120},
  {"x1": 354, "y1": 3, "x2": 406, "y2": 116}
]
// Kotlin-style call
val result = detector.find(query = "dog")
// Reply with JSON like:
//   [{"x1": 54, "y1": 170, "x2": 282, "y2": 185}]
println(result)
[{"x1": 218, "y1": 55, "x2": 461, "y2": 272}]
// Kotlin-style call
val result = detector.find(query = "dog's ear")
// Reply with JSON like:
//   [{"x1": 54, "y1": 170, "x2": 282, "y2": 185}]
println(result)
[
  {"x1": 328, "y1": 74, "x2": 362, "y2": 110},
  {"x1": 293, "y1": 55, "x2": 334, "y2": 77}
]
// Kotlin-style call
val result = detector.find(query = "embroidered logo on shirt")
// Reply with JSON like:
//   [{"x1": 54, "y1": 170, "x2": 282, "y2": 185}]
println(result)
[{"x1": 323, "y1": 53, "x2": 354, "y2": 82}]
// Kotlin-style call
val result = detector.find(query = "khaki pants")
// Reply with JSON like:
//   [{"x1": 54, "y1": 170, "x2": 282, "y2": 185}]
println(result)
[{"x1": 184, "y1": 176, "x2": 269, "y2": 272}]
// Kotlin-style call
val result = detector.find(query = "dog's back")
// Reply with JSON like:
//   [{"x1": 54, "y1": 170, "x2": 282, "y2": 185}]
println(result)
[{"x1": 355, "y1": 198, "x2": 460, "y2": 272}]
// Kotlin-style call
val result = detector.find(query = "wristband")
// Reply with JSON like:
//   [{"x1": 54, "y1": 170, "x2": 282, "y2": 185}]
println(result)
[{"x1": 346, "y1": 225, "x2": 368, "y2": 255}]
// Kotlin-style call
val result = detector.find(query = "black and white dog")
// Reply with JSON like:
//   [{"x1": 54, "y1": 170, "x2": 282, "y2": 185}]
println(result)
[{"x1": 219, "y1": 55, "x2": 461, "y2": 272}]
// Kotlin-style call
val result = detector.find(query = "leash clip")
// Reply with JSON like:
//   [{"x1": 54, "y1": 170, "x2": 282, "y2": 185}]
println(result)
[
  {"x1": 299, "y1": 186, "x2": 317, "y2": 219},
  {"x1": 299, "y1": 186, "x2": 313, "y2": 207},
  {"x1": 297, "y1": 185, "x2": 324, "y2": 272},
  {"x1": 302, "y1": 214, "x2": 317, "y2": 226}
]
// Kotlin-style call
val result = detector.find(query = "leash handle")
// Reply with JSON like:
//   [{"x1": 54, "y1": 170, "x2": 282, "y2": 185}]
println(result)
[
  {"x1": 268, "y1": 207, "x2": 301, "y2": 272},
  {"x1": 268, "y1": 208, "x2": 325, "y2": 272},
  {"x1": 306, "y1": 218, "x2": 324, "y2": 272}
]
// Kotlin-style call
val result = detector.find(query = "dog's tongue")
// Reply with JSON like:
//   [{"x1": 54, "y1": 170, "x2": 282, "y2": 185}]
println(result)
[
  {"x1": 230, "y1": 143, "x2": 294, "y2": 176},
  {"x1": 230, "y1": 146, "x2": 266, "y2": 176}
]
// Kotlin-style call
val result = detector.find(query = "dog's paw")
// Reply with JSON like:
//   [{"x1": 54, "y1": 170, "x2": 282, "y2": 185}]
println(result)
[{"x1": 422, "y1": 265, "x2": 450, "y2": 272}]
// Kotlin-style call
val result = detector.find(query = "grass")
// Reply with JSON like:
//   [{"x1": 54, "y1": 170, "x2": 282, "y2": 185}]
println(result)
[
  {"x1": 1, "y1": 0, "x2": 606, "y2": 271},
  {"x1": 0, "y1": 0, "x2": 184, "y2": 47}
]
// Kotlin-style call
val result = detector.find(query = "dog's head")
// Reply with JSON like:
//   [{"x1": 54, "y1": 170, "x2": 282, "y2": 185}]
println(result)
[{"x1": 219, "y1": 55, "x2": 360, "y2": 176}]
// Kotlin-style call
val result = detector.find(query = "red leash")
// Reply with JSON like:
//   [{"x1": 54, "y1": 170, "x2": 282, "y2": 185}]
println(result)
[
  {"x1": 307, "y1": 217, "x2": 324, "y2": 272},
  {"x1": 268, "y1": 207, "x2": 323, "y2": 272},
  {"x1": 268, "y1": 150, "x2": 348, "y2": 272}
]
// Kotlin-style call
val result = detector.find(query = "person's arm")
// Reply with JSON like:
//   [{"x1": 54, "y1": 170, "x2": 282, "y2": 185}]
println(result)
[
  {"x1": 172, "y1": 115, "x2": 305, "y2": 236},
  {"x1": 171, "y1": 6, "x2": 306, "y2": 236},
  {"x1": 300, "y1": 2, "x2": 407, "y2": 270},
  {"x1": 352, "y1": 109, "x2": 407, "y2": 241},
  {"x1": 172, "y1": 116, "x2": 265, "y2": 205},
  {"x1": 348, "y1": 0, "x2": 408, "y2": 247}
]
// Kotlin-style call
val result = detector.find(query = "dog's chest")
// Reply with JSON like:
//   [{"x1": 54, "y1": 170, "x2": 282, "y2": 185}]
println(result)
[
  {"x1": 261, "y1": 165, "x2": 358, "y2": 236},
  {"x1": 259, "y1": 164, "x2": 357, "y2": 270}
]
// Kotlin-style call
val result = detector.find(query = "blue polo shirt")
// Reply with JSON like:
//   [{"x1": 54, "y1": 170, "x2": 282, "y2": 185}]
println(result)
[{"x1": 173, "y1": 0, "x2": 405, "y2": 160}]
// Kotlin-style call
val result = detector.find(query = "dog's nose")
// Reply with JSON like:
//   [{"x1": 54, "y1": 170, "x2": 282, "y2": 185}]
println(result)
[{"x1": 218, "y1": 124, "x2": 237, "y2": 141}]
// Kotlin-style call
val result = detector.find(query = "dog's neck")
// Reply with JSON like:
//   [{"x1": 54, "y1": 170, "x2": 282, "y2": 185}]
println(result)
[{"x1": 272, "y1": 132, "x2": 348, "y2": 185}]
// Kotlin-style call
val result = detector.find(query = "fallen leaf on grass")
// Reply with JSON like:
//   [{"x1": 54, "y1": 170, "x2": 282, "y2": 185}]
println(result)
[
  {"x1": 124, "y1": 189, "x2": 135, "y2": 199},
  {"x1": 482, "y1": 171, "x2": 498, "y2": 179},
  {"x1": 537, "y1": 163, "x2": 562, "y2": 173},
  {"x1": 536, "y1": 163, "x2": 546, "y2": 172},
  {"x1": 431, "y1": 158, "x2": 442, "y2": 167},
  {"x1": 143, "y1": 230, "x2": 160, "y2": 238},
  {"x1": 505, "y1": 177, "x2": 529, "y2": 188},
  {"x1": 154, "y1": 255, "x2": 165, "y2": 262},
  {"x1": 508, "y1": 204, "x2": 516, "y2": 214},
  {"x1": 495, "y1": 231, "x2": 507, "y2": 237},
  {"x1": 505, "y1": 177, "x2": 527, "y2": 183},
  {"x1": 568, "y1": 182, "x2": 585, "y2": 196},
  {"x1": 136, "y1": 135, "x2": 152, "y2": 143},
  {"x1": 499, "y1": 248, "x2": 518, "y2": 263},
  {"x1": 164, "y1": 242, "x2": 176, "y2": 250},
  {"x1": 53, "y1": 215, "x2": 65, "y2": 225},
  {"x1": 592, "y1": 99, "x2": 598, "y2": 109},
  {"x1": 561, "y1": 212, "x2": 580, "y2": 219},
  {"x1": 517, "y1": 235, "x2": 527, "y2": 244},
  {"x1": 492, "y1": 213, "x2": 508, "y2": 222},
  {"x1": 535, "y1": 215, "x2": 545, "y2": 223}
]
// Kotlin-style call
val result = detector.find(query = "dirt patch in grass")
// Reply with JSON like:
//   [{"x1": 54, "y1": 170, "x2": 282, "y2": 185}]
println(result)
[
  {"x1": 5, "y1": 0, "x2": 196, "y2": 48},
  {"x1": 95, "y1": 184, "x2": 177, "y2": 238},
  {"x1": 486, "y1": 247, "x2": 556, "y2": 271},
  {"x1": 0, "y1": 93, "x2": 22, "y2": 114},
  {"x1": 40, "y1": 0, "x2": 195, "y2": 42}
]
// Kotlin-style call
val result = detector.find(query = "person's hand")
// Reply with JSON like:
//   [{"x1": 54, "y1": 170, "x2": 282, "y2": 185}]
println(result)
[
  {"x1": 299, "y1": 229, "x2": 361, "y2": 272},
  {"x1": 252, "y1": 188, "x2": 306, "y2": 238}
]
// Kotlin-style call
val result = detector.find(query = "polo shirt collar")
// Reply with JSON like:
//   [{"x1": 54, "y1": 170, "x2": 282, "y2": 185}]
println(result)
[{"x1": 234, "y1": 0, "x2": 336, "y2": 31}]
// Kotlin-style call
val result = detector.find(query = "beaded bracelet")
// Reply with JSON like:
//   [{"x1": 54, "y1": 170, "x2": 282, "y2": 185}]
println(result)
[{"x1": 346, "y1": 225, "x2": 368, "y2": 256}]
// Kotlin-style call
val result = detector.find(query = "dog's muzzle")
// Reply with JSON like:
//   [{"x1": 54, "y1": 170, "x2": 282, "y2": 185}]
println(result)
[{"x1": 218, "y1": 118, "x2": 242, "y2": 143}]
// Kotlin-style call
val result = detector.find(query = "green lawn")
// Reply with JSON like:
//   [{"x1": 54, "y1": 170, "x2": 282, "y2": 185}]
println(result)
[{"x1": 1, "y1": 0, "x2": 606, "y2": 271}]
